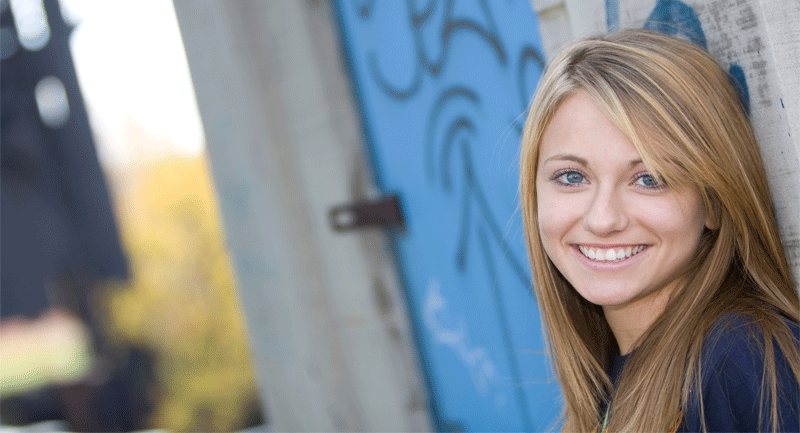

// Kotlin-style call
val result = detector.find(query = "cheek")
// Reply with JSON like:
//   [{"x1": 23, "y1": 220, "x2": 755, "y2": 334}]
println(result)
[
  {"x1": 638, "y1": 196, "x2": 707, "y2": 241},
  {"x1": 536, "y1": 186, "x2": 574, "y2": 249}
]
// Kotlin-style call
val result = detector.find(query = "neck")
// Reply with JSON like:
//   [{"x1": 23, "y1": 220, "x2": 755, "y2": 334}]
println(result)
[{"x1": 603, "y1": 285, "x2": 675, "y2": 355}]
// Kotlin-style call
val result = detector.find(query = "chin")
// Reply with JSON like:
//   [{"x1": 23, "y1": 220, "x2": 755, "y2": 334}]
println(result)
[
  {"x1": 581, "y1": 294, "x2": 627, "y2": 307},
  {"x1": 572, "y1": 283, "x2": 636, "y2": 307}
]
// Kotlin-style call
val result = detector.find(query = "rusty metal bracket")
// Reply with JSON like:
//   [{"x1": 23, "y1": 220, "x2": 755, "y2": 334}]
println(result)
[{"x1": 329, "y1": 194, "x2": 405, "y2": 232}]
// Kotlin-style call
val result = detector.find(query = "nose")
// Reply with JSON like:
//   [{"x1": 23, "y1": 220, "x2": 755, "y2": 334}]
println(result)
[{"x1": 582, "y1": 186, "x2": 628, "y2": 236}]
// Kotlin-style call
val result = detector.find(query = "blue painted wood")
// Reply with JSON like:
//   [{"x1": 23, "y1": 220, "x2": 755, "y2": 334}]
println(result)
[{"x1": 333, "y1": 1, "x2": 560, "y2": 431}]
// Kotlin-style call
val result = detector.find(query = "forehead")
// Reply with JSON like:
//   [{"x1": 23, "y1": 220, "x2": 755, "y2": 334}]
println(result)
[{"x1": 538, "y1": 92, "x2": 642, "y2": 168}]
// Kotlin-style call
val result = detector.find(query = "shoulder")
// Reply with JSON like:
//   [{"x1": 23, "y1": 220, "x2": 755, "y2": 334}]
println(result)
[
  {"x1": 703, "y1": 312, "x2": 797, "y2": 368},
  {"x1": 682, "y1": 312, "x2": 799, "y2": 432}
]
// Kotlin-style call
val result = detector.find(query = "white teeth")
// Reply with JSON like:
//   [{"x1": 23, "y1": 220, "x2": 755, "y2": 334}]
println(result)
[{"x1": 578, "y1": 245, "x2": 646, "y2": 262}]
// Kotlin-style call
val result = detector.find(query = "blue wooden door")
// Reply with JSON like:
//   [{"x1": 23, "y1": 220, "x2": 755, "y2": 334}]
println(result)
[{"x1": 333, "y1": 1, "x2": 560, "y2": 430}]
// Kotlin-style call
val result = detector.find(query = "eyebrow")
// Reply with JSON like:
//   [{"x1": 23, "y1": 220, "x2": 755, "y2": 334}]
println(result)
[
  {"x1": 542, "y1": 153, "x2": 644, "y2": 167},
  {"x1": 542, "y1": 154, "x2": 587, "y2": 165}
]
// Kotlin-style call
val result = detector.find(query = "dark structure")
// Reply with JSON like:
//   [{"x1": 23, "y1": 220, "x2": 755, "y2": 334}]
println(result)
[{"x1": 1, "y1": 0, "x2": 153, "y2": 430}]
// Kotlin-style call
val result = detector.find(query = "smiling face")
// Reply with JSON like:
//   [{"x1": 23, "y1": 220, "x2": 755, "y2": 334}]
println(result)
[{"x1": 535, "y1": 92, "x2": 709, "y2": 337}]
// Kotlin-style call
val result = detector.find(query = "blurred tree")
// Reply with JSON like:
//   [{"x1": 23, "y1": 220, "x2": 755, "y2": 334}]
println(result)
[{"x1": 103, "y1": 154, "x2": 262, "y2": 431}]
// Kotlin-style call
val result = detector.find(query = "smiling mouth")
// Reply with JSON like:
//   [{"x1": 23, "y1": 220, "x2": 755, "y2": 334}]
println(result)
[{"x1": 577, "y1": 245, "x2": 647, "y2": 262}]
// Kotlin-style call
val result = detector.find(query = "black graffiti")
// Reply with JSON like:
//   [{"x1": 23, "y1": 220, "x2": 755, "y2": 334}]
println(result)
[
  {"x1": 517, "y1": 44, "x2": 546, "y2": 110},
  {"x1": 367, "y1": 51, "x2": 425, "y2": 100},
  {"x1": 424, "y1": 85, "x2": 531, "y2": 288},
  {"x1": 351, "y1": 0, "x2": 376, "y2": 18},
  {"x1": 425, "y1": 86, "x2": 478, "y2": 185},
  {"x1": 362, "y1": 0, "x2": 509, "y2": 100}
]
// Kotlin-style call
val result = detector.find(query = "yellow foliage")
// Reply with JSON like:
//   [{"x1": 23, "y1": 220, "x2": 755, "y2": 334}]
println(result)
[{"x1": 103, "y1": 155, "x2": 261, "y2": 431}]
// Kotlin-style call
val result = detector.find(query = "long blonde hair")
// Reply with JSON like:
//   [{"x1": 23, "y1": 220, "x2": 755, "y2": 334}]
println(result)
[{"x1": 519, "y1": 30, "x2": 799, "y2": 432}]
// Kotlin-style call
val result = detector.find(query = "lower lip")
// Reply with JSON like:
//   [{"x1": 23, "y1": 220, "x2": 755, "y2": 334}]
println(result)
[{"x1": 572, "y1": 246, "x2": 648, "y2": 270}]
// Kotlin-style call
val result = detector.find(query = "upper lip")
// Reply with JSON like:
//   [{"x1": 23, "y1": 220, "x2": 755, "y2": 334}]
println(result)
[{"x1": 573, "y1": 243, "x2": 649, "y2": 248}]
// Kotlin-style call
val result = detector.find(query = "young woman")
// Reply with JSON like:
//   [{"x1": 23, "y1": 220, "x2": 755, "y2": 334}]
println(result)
[{"x1": 519, "y1": 30, "x2": 800, "y2": 432}]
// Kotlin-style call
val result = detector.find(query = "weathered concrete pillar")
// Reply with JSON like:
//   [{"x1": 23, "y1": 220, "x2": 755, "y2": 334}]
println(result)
[{"x1": 173, "y1": 1, "x2": 433, "y2": 431}]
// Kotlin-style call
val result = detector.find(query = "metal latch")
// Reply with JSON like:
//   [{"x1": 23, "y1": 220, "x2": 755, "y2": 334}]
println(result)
[{"x1": 329, "y1": 194, "x2": 405, "y2": 232}]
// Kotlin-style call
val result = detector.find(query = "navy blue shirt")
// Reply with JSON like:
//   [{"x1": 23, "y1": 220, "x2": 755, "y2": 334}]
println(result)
[{"x1": 609, "y1": 313, "x2": 799, "y2": 432}]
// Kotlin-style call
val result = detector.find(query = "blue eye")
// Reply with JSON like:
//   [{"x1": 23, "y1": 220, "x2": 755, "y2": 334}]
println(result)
[
  {"x1": 555, "y1": 171, "x2": 585, "y2": 185},
  {"x1": 635, "y1": 173, "x2": 663, "y2": 188}
]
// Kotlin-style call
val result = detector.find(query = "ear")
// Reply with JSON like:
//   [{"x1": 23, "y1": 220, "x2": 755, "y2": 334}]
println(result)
[{"x1": 704, "y1": 194, "x2": 721, "y2": 230}]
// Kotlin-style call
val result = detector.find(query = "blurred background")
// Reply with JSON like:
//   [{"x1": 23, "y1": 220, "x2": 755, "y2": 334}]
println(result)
[
  {"x1": 2, "y1": 0, "x2": 261, "y2": 431},
  {"x1": 1, "y1": 0, "x2": 797, "y2": 432}
]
